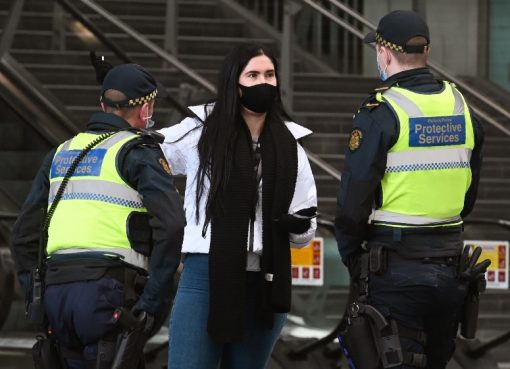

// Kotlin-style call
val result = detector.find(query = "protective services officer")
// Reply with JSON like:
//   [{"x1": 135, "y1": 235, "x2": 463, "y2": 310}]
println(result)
[
  {"x1": 335, "y1": 10, "x2": 485, "y2": 369},
  {"x1": 10, "y1": 58, "x2": 186, "y2": 369}
]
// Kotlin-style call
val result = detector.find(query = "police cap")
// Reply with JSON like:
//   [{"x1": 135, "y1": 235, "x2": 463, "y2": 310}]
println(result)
[
  {"x1": 100, "y1": 63, "x2": 167, "y2": 108},
  {"x1": 364, "y1": 10, "x2": 430, "y2": 54}
]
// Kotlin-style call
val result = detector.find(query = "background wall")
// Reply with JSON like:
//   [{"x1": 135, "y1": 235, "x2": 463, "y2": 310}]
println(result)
[
  {"x1": 489, "y1": 0, "x2": 510, "y2": 92},
  {"x1": 362, "y1": 0, "x2": 480, "y2": 78}
]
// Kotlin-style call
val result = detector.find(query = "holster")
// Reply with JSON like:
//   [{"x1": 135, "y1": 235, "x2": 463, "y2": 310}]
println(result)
[
  {"x1": 340, "y1": 302, "x2": 405, "y2": 369},
  {"x1": 111, "y1": 307, "x2": 148, "y2": 369},
  {"x1": 460, "y1": 278, "x2": 486, "y2": 339},
  {"x1": 369, "y1": 246, "x2": 387, "y2": 275},
  {"x1": 32, "y1": 335, "x2": 65, "y2": 369},
  {"x1": 457, "y1": 245, "x2": 490, "y2": 339},
  {"x1": 340, "y1": 303, "x2": 381, "y2": 369},
  {"x1": 340, "y1": 249, "x2": 427, "y2": 369}
]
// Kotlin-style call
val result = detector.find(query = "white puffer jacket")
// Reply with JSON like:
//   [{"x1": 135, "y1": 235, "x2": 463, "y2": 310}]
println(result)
[{"x1": 159, "y1": 105, "x2": 317, "y2": 255}]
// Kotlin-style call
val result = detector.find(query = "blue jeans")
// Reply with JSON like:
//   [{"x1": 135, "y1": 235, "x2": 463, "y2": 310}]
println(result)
[
  {"x1": 368, "y1": 259, "x2": 467, "y2": 369},
  {"x1": 168, "y1": 254, "x2": 287, "y2": 369}
]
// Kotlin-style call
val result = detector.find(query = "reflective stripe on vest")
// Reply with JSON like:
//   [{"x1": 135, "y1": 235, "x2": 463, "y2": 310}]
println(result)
[
  {"x1": 369, "y1": 210, "x2": 462, "y2": 227},
  {"x1": 52, "y1": 247, "x2": 148, "y2": 270},
  {"x1": 372, "y1": 82, "x2": 475, "y2": 227},
  {"x1": 385, "y1": 147, "x2": 472, "y2": 174},
  {"x1": 47, "y1": 131, "x2": 149, "y2": 270},
  {"x1": 49, "y1": 180, "x2": 143, "y2": 209}
]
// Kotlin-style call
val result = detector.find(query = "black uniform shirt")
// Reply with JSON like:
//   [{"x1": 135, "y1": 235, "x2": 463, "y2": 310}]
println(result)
[
  {"x1": 10, "y1": 112, "x2": 186, "y2": 314},
  {"x1": 334, "y1": 68, "x2": 484, "y2": 264}
]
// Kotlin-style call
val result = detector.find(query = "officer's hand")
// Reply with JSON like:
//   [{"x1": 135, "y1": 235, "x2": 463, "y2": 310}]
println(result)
[
  {"x1": 142, "y1": 313, "x2": 155, "y2": 337},
  {"x1": 275, "y1": 207, "x2": 317, "y2": 234},
  {"x1": 131, "y1": 306, "x2": 155, "y2": 338},
  {"x1": 89, "y1": 51, "x2": 113, "y2": 84},
  {"x1": 459, "y1": 246, "x2": 491, "y2": 283}
]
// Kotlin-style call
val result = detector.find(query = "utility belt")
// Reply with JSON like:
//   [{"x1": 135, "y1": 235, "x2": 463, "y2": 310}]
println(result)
[
  {"x1": 365, "y1": 246, "x2": 460, "y2": 277},
  {"x1": 45, "y1": 254, "x2": 147, "y2": 306},
  {"x1": 369, "y1": 223, "x2": 463, "y2": 237},
  {"x1": 27, "y1": 251, "x2": 148, "y2": 325},
  {"x1": 367, "y1": 224, "x2": 464, "y2": 265}
]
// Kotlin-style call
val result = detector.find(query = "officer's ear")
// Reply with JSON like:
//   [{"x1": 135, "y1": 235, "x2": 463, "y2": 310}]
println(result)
[
  {"x1": 139, "y1": 102, "x2": 150, "y2": 120},
  {"x1": 379, "y1": 46, "x2": 392, "y2": 66}
]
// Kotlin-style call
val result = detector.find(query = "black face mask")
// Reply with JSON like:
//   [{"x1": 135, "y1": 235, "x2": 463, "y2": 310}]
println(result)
[{"x1": 239, "y1": 83, "x2": 277, "y2": 113}]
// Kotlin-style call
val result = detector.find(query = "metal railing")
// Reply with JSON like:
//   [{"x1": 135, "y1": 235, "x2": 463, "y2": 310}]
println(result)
[
  {"x1": 0, "y1": 212, "x2": 18, "y2": 221},
  {"x1": 1, "y1": 0, "x2": 215, "y2": 122},
  {"x1": 231, "y1": 0, "x2": 510, "y2": 138},
  {"x1": 52, "y1": 0, "x2": 218, "y2": 120},
  {"x1": 304, "y1": 0, "x2": 510, "y2": 137},
  {"x1": 0, "y1": 0, "x2": 24, "y2": 56},
  {"x1": 54, "y1": 0, "x2": 200, "y2": 118},
  {"x1": 226, "y1": 0, "x2": 510, "y2": 190},
  {"x1": 0, "y1": 54, "x2": 79, "y2": 145},
  {"x1": 74, "y1": 0, "x2": 216, "y2": 94},
  {"x1": 233, "y1": 0, "x2": 363, "y2": 74},
  {"x1": 223, "y1": 0, "x2": 510, "y2": 188},
  {"x1": 0, "y1": 0, "x2": 80, "y2": 145},
  {"x1": 305, "y1": 149, "x2": 341, "y2": 181}
]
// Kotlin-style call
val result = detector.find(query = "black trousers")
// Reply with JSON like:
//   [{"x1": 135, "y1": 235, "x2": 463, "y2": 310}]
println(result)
[
  {"x1": 44, "y1": 276, "x2": 124, "y2": 369},
  {"x1": 367, "y1": 248, "x2": 467, "y2": 369}
]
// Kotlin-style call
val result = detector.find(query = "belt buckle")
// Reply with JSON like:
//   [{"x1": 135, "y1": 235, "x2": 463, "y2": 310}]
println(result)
[{"x1": 422, "y1": 256, "x2": 455, "y2": 266}]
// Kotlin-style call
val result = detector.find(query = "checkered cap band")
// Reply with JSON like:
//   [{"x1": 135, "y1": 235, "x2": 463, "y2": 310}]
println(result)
[
  {"x1": 375, "y1": 32, "x2": 404, "y2": 53},
  {"x1": 128, "y1": 89, "x2": 158, "y2": 107}
]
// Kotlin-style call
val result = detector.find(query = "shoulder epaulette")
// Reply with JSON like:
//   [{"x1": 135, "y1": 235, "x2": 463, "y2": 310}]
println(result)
[
  {"x1": 127, "y1": 128, "x2": 165, "y2": 144},
  {"x1": 360, "y1": 85, "x2": 391, "y2": 111},
  {"x1": 365, "y1": 102, "x2": 380, "y2": 108},
  {"x1": 374, "y1": 86, "x2": 390, "y2": 92},
  {"x1": 139, "y1": 129, "x2": 165, "y2": 144},
  {"x1": 445, "y1": 80, "x2": 456, "y2": 88},
  {"x1": 359, "y1": 95, "x2": 379, "y2": 111}
]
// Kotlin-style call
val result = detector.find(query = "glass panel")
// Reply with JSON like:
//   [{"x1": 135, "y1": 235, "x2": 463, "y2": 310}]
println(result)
[{"x1": 489, "y1": 0, "x2": 510, "y2": 92}]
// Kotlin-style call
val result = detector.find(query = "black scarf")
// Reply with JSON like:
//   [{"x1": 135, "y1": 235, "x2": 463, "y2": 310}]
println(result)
[{"x1": 207, "y1": 115, "x2": 297, "y2": 343}]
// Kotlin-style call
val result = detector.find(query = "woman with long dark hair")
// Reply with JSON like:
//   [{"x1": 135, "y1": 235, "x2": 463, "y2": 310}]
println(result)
[{"x1": 160, "y1": 43, "x2": 317, "y2": 369}]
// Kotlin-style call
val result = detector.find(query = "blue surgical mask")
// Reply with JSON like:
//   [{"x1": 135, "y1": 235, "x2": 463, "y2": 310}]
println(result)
[
  {"x1": 145, "y1": 113, "x2": 154, "y2": 129},
  {"x1": 376, "y1": 53, "x2": 389, "y2": 82}
]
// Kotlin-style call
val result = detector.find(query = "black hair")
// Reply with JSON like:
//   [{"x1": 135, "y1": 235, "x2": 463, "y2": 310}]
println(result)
[{"x1": 195, "y1": 43, "x2": 291, "y2": 234}]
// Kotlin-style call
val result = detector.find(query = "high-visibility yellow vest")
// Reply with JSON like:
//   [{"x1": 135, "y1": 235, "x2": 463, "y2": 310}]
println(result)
[
  {"x1": 371, "y1": 81, "x2": 475, "y2": 228},
  {"x1": 47, "y1": 131, "x2": 148, "y2": 269}
]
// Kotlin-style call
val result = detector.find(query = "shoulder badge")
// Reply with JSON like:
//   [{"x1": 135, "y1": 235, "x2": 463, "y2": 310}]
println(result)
[
  {"x1": 158, "y1": 157, "x2": 172, "y2": 175},
  {"x1": 348, "y1": 129, "x2": 363, "y2": 151}
]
